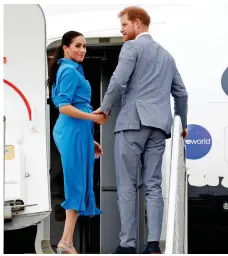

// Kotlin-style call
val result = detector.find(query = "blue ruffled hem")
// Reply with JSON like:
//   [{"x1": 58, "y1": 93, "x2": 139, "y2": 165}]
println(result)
[
  {"x1": 79, "y1": 207, "x2": 102, "y2": 217},
  {"x1": 61, "y1": 202, "x2": 102, "y2": 217},
  {"x1": 61, "y1": 196, "x2": 102, "y2": 217}
]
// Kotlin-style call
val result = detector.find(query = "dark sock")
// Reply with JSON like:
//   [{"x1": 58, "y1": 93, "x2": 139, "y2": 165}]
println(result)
[{"x1": 148, "y1": 241, "x2": 159, "y2": 246}]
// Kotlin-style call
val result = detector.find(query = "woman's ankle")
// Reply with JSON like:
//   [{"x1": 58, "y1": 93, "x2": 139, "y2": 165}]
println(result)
[{"x1": 58, "y1": 240, "x2": 73, "y2": 247}]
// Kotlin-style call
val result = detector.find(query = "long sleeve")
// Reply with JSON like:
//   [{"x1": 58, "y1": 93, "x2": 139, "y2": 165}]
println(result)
[
  {"x1": 171, "y1": 61, "x2": 188, "y2": 129},
  {"x1": 100, "y1": 40, "x2": 137, "y2": 115}
]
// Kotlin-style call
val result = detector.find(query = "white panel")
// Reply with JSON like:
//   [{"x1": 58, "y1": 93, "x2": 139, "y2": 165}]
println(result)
[
  {"x1": 186, "y1": 103, "x2": 228, "y2": 187},
  {"x1": 4, "y1": 4, "x2": 50, "y2": 216}
]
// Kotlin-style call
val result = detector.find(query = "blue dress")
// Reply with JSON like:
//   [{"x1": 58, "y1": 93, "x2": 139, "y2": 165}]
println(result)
[{"x1": 52, "y1": 58, "x2": 101, "y2": 216}]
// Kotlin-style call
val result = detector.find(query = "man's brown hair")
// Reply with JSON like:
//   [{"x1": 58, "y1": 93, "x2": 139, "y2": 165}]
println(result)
[{"x1": 118, "y1": 6, "x2": 151, "y2": 27}]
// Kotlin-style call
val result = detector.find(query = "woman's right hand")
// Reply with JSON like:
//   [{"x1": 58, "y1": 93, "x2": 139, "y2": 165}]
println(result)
[{"x1": 91, "y1": 113, "x2": 108, "y2": 125}]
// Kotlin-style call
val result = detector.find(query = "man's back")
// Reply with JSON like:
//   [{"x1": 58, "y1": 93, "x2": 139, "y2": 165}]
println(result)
[
  {"x1": 97, "y1": 6, "x2": 188, "y2": 253},
  {"x1": 115, "y1": 34, "x2": 187, "y2": 137}
]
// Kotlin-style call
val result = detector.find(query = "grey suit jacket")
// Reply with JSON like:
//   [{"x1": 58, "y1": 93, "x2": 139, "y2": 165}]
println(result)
[{"x1": 100, "y1": 34, "x2": 188, "y2": 137}]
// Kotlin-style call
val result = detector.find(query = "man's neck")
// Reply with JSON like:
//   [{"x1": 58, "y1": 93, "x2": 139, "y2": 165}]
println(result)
[
  {"x1": 136, "y1": 27, "x2": 149, "y2": 35},
  {"x1": 136, "y1": 30, "x2": 150, "y2": 39}
]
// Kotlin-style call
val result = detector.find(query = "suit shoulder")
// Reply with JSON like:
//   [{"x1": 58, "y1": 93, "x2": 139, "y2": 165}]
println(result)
[
  {"x1": 120, "y1": 40, "x2": 138, "y2": 59},
  {"x1": 122, "y1": 39, "x2": 137, "y2": 49},
  {"x1": 154, "y1": 41, "x2": 174, "y2": 61}
]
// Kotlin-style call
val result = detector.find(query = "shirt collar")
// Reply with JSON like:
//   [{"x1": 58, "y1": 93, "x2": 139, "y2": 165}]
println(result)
[
  {"x1": 136, "y1": 32, "x2": 151, "y2": 39},
  {"x1": 57, "y1": 58, "x2": 79, "y2": 69}
]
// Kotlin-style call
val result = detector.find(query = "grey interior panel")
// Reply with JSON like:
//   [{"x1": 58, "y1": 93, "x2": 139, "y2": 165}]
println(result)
[
  {"x1": 100, "y1": 191, "x2": 121, "y2": 253},
  {"x1": 101, "y1": 58, "x2": 120, "y2": 188}
]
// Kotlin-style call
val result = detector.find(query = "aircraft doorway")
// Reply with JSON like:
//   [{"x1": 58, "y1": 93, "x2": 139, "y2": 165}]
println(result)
[{"x1": 47, "y1": 41, "x2": 122, "y2": 253}]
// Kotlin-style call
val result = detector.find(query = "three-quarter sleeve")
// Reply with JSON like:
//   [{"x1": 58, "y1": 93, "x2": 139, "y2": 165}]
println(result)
[{"x1": 57, "y1": 67, "x2": 79, "y2": 108}]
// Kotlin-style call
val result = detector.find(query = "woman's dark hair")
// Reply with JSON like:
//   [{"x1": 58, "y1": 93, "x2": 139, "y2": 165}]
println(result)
[{"x1": 48, "y1": 31, "x2": 83, "y2": 89}]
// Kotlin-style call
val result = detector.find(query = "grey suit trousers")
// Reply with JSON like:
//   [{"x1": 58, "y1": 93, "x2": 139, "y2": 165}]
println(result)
[{"x1": 114, "y1": 126, "x2": 166, "y2": 248}]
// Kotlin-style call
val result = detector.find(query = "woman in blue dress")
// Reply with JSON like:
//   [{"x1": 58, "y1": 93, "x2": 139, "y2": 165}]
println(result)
[{"x1": 48, "y1": 31, "x2": 107, "y2": 254}]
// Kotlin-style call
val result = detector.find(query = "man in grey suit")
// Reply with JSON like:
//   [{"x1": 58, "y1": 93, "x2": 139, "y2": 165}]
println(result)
[{"x1": 93, "y1": 6, "x2": 188, "y2": 254}]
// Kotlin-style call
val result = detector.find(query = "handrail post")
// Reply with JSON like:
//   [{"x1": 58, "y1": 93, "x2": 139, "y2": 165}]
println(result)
[{"x1": 165, "y1": 115, "x2": 187, "y2": 254}]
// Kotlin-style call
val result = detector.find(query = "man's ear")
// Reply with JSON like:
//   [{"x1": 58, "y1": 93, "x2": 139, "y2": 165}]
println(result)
[{"x1": 135, "y1": 18, "x2": 141, "y2": 27}]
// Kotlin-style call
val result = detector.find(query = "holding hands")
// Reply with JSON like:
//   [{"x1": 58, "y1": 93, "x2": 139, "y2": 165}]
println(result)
[{"x1": 91, "y1": 108, "x2": 108, "y2": 125}]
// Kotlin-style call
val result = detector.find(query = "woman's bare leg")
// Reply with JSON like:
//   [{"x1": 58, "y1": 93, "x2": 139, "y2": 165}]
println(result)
[{"x1": 57, "y1": 210, "x2": 78, "y2": 253}]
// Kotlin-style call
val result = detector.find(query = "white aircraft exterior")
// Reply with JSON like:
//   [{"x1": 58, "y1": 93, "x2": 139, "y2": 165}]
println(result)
[{"x1": 3, "y1": 3, "x2": 228, "y2": 254}]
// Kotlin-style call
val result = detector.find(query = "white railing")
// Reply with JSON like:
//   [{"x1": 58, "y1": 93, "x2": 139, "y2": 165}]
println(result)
[
  {"x1": 165, "y1": 116, "x2": 188, "y2": 254},
  {"x1": 3, "y1": 116, "x2": 6, "y2": 173}
]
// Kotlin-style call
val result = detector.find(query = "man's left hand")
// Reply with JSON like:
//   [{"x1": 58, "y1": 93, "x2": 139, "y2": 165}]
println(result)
[{"x1": 92, "y1": 108, "x2": 104, "y2": 115}]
